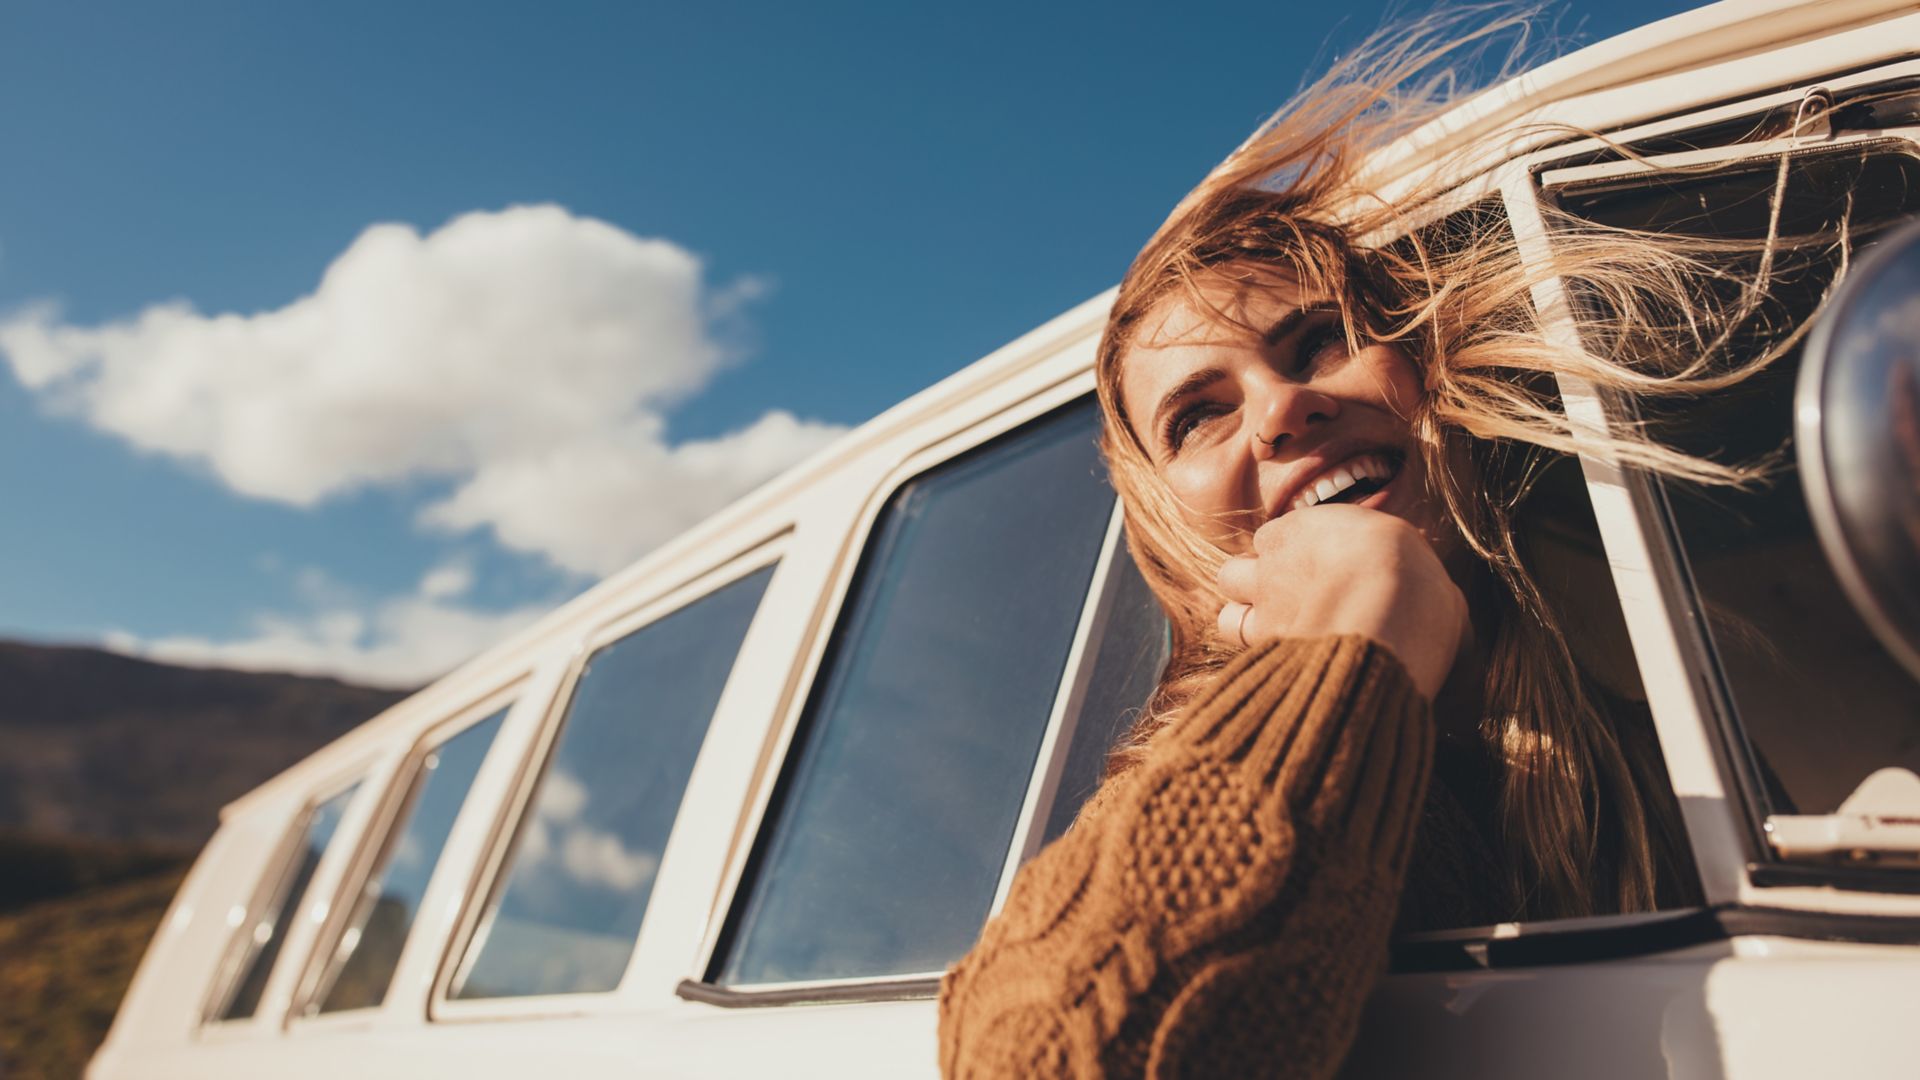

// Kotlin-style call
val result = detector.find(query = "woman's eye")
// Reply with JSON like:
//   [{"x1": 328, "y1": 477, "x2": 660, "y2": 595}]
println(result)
[
  {"x1": 1164, "y1": 403, "x2": 1229, "y2": 452},
  {"x1": 1292, "y1": 320, "x2": 1351, "y2": 372}
]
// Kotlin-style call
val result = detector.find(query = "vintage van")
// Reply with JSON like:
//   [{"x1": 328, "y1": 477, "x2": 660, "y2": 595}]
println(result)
[{"x1": 92, "y1": 0, "x2": 1920, "y2": 1076}]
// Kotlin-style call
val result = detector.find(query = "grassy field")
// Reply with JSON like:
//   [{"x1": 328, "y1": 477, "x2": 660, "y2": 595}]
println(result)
[{"x1": 0, "y1": 838, "x2": 188, "y2": 1080}]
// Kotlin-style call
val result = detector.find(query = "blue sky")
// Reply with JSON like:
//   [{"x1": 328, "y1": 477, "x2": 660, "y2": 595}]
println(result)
[{"x1": 0, "y1": 0, "x2": 1700, "y2": 685}]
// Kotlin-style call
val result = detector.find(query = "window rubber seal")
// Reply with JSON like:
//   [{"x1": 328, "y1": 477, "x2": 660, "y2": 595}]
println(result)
[
  {"x1": 673, "y1": 904, "x2": 1920, "y2": 1006},
  {"x1": 1390, "y1": 903, "x2": 1920, "y2": 974}
]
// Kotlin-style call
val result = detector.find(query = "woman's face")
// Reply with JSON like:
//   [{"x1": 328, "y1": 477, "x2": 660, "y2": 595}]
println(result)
[{"x1": 1117, "y1": 274, "x2": 1457, "y2": 558}]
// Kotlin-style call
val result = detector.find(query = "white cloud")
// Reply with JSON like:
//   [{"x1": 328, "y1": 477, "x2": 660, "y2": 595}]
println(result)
[
  {"x1": 513, "y1": 768, "x2": 659, "y2": 893},
  {"x1": 1, "y1": 204, "x2": 846, "y2": 575},
  {"x1": 417, "y1": 560, "x2": 475, "y2": 601},
  {"x1": 540, "y1": 769, "x2": 591, "y2": 822},
  {"x1": 102, "y1": 562, "x2": 546, "y2": 688},
  {"x1": 420, "y1": 408, "x2": 843, "y2": 575},
  {"x1": 558, "y1": 828, "x2": 658, "y2": 892}
]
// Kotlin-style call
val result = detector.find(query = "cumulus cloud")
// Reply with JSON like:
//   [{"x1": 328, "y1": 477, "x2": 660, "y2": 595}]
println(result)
[
  {"x1": 417, "y1": 560, "x2": 476, "y2": 601},
  {"x1": 420, "y1": 408, "x2": 842, "y2": 576},
  {"x1": 102, "y1": 560, "x2": 545, "y2": 688},
  {"x1": 0, "y1": 204, "x2": 846, "y2": 575},
  {"x1": 515, "y1": 768, "x2": 660, "y2": 894}
]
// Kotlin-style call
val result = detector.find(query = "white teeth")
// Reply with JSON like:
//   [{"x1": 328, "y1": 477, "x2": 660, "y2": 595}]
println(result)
[{"x1": 1286, "y1": 454, "x2": 1395, "y2": 513}]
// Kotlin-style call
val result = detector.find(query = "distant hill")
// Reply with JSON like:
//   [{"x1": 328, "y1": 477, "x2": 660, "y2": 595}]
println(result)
[
  {"x1": 0, "y1": 859, "x2": 186, "y2": 1080},
  {"x1": 0, "y1": 640, "x2": 409, "y2": 850},
  {"x1": 0, "y1": 829, "x2": 188, "y2": 914}
]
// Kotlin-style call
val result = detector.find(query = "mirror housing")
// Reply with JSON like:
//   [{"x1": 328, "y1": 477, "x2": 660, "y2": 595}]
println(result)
[{"x1": 1796, "y1": 217, "x2": 1920, "y2": 683}]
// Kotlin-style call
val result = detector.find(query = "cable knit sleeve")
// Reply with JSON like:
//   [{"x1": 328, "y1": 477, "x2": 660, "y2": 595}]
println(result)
[{"x1": 937, "y1": 634, "x2": 1432, "y2": 1080}]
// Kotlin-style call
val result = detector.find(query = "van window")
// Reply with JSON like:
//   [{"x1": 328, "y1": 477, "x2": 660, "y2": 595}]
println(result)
[
  {"x1": 1036, "y1": 536, "x2": 1169, "y2": 847},
  {"x1": 212, "y1": 782, "x2": 360, "y2": 1021},
  {"x1": 305, "y1": 705, "x2": 508, "y2": 1014},
  {"x1": 449, "y1": 564, "x2": 775, "y2": 999},
  {"x1": 1555, "y1": 145, "x2": 1920, "y2": 815},
  {"x1": 714, "y1": 399, "x2": 1113, "y2": 987}
]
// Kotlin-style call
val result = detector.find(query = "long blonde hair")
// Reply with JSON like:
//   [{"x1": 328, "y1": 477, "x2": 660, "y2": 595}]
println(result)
[{"x1": 1094, "y1": 7, "x2": 1805, "y2": 919}]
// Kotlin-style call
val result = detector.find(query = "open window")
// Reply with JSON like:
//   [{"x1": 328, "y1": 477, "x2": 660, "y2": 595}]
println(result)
[{"x1": 1545, "y1": 119, "x2": 1920, "y2": 879}]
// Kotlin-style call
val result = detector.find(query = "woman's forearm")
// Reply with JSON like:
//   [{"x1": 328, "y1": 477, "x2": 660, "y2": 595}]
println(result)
[{"x1": 937, "y1": 634, "x2": 1432, "y2": 1079}]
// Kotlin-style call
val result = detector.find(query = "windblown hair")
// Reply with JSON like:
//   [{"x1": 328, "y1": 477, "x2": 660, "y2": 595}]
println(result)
[{"x1": 1094, "y1": 7, "x2": 1811, "y2": 919}]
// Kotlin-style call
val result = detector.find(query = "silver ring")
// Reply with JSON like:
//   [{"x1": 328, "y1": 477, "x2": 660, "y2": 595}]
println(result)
[{"x1": 1218, "y1": 602, "x2": 1253, "y2": 647}]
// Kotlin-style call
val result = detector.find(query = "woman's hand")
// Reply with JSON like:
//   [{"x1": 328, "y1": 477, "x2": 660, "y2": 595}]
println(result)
[{"x1": 1215, "y1": 505, "x2": 1467, "y2": 701}]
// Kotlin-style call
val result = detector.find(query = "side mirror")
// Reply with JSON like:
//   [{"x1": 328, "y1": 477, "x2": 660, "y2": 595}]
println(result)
[{"x1": 1797, "y1": 217, "x2": 1920, "y2": 683}]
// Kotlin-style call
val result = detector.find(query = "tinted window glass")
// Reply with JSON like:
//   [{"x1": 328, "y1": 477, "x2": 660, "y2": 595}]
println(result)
[
  {"x1": 308, "y1": 706, "x2": 507, "y2": 1014},
  {"x1": 216, "y1": 783, "x2": 359, "y2": 1021},
  {"x1": 1558, "y1": 147, "x2": 1920, "y2": 814},
  {"x1": 1038, "y1": 537, "x2": 1169, "y2": 846},
  {"x1": 450, "y1": 565, "x2": 774, "y2": 999},
  {"x1": 717, "y1": 400, "x2": 1113, "y2": 986}
]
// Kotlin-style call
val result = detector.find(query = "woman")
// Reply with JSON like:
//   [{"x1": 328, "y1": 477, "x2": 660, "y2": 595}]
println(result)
[{"x1": 938, "y1": 9, "x2": 1785, "y2": 1079}]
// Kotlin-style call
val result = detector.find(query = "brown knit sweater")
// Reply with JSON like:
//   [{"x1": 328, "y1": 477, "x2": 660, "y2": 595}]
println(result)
[{"x1": 937, "y1": 635, "x2": 1444, "y2": 1080}]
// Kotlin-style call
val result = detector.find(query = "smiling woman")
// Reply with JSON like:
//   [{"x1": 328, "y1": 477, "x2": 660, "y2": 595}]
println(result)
[
  {"x1": 1119, "y1": 282, "x2": 1446, "y2": 547},
  {"x1": 79, "y1": 2, "x2": 1920, "y2": 1077},
  {"x1": 933, "y1": 7, "x2": 1797, "y2": 1077}
]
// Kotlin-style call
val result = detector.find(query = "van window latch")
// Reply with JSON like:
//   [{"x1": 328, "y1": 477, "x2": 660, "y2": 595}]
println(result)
[{"x1": 1765, "y1": 767, "x2": 1920, "y2": 865}]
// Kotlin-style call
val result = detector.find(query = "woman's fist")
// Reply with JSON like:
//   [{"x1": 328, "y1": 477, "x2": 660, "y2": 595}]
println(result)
[{"x1": 1215, "y1": 505, "x2": 1468, "y2": 701}]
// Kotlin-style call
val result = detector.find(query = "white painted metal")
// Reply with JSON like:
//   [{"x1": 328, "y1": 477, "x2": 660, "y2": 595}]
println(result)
[
  {"x1": 1347, "y1": 936, "x2": 1920, "y2": 1080},
  {"x1": 90, "y1": 1, "x2": 1920, "y2": 1077},
  {"x1": 1499, "y1": 166, "x2": 1759, "y2": 908}
]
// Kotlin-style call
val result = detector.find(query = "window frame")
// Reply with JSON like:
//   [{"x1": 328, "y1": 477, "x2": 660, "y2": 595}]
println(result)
[
  {"x1": 282, "y1": 681, "x2": 523, "y2": 1033},
  {"x1": 1364, "y1": 161, "x2": 1742, "y2": 963},
  {"x1": 1373, "y1": 49, "x2": 1920, "y2": 923},
  {"x1": 988, "y1": 497, "x2": 1132, "y2": 910},
  {"x1": 196, "y1": 757, "x2": 386, "y2": 1039},
  {"x1": 1479, "y1": 159, "x2": 1758, "y2": 915},
  {"x1": 1528, "y1": 115, "x2": 1920, "y2": 901},
  {"x1": 684, "y1": 369, "x2": 1131, "y2": 1003},
  {"x1": 428, "y1": 536, "x2": 790, "y2": 1024}
]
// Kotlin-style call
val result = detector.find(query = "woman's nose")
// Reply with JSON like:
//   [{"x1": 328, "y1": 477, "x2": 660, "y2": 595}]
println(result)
[{"x1": 1249, "y1": 380, "x2": 1341, "y2": 460}]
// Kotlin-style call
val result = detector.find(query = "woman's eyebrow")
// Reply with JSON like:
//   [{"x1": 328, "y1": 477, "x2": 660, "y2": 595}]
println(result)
[
  {"x1": 1261, "y1": 302, "x2": 1338, "y2": 346},
  {"x1": 1151, "y1": 367, "x2": 1227, "y2": 435}
]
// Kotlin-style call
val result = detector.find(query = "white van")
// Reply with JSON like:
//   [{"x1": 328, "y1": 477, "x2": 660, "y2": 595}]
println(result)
[{"x1": 92, "y1": 1, "x2": 1920, "y2": 1076}]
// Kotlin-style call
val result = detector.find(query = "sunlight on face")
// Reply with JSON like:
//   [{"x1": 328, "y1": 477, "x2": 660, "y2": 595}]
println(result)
[{"x1": 1117, "y1": 275, "x2": 1455, "y2": 556}]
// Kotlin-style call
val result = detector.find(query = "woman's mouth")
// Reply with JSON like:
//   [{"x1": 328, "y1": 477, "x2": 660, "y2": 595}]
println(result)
[{"x1": 1286, "y1": 452, "x2": 1401, "y2": 513}]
